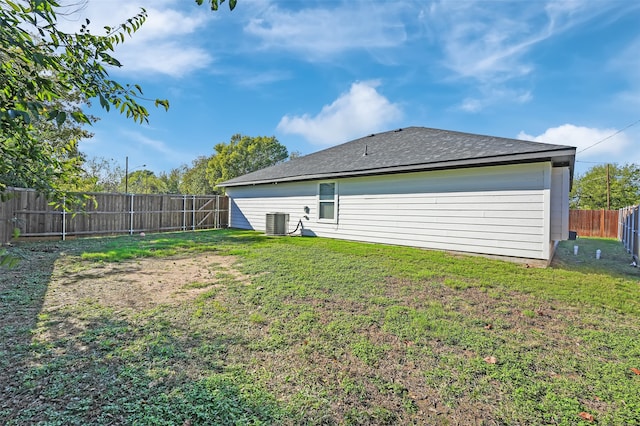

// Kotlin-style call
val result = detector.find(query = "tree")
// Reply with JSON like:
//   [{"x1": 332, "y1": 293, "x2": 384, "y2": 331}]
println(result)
[
  {"x1": 159, "y1": 166, "x2": 186, "y2": 194},
  {"x1": 0, "y1": 1, "x2": 166, "y2": 200},
  {"x1": 181, "y1": 156, "x2": 217, "y2": 195},
  {"x1": 570, "y1": 163, "x2": 640, "y2": 210},
  {"x1": 122, "y1": 170, "x2": 167, "y2": 194},
  {"x1": 1, "y1": 0, "x2": 236, "y2": 202},
  {"x1": 289, "y1": 150, "x2": 303, "y2": 160},
  {"x1": 73, "y1": 156, "x2": 125, "y2": 193},
  {"x1": 207, "y1": 135, "x2": 288, "y2": 191}
]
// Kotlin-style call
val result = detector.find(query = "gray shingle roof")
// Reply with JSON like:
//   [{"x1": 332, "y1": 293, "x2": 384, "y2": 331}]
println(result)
[{"x1": 219, "y1": 127, "x2": 576, "y2": 187}]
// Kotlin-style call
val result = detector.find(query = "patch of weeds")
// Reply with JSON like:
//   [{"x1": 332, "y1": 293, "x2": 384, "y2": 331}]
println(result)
[
  {"x1": 194, "y1": 287, "x2": 219, "y2": 302},
  {"x1": 192, "y1": 306, "x2": 204, "y2": 319},
  {"x1": 126, "y1": 372, "x2": 286, "y2": 425},
  {"x1": 292, "y1": 309, "x2": 319, "y2": 334},
  {"x1": 340, "y1": 376, "x2": 367, "y2": 399},
  {"x1": 344, "y1": 406, "x2": 397, "y2": 425},
  {"x1": 443, "y1": 277, "x2": 474, "y2": 290},
  {"x1": 323, "y1": 319, "x2": 357, "y2": 346},
  {"x1": 249, "y1": 312, "x2": 267, "y2": 324},
  {"x1": 351, "y1": 338, "x2": 389, "y2": 367},
  {"x1": 196, "y1": 340, "x2": 228, "y2": 357},
  {"x1": 210, "y1": 300, "x2": 228, "y2": 313},
  {"x1": 249, "y1": 320, "x2": 289, "y2": 351},
  {"x1": 382, "y1": 304, "x2": 446, "y2": 342},
  {"x1": 214, "y1": 271, "x2": 237, "y2": 281},
  {"x1": 371, "y1": 375, "x2": 419, "y2": 414},
  {"x1": 369, "y1": 295, "x2": 395, "y2": 306},
  {"x1": 371, "y1": 375, "x2": 408, "y2": 397}
]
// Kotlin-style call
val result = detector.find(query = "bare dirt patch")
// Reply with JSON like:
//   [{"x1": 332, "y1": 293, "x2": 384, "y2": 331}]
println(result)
[{"x1": 44, "y1": 253, "x2": 246, "y2": 312}]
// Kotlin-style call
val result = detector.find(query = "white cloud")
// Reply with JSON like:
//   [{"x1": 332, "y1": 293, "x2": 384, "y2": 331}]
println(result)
[
  {"x1": 57, "y1": 0, "x2": 213, "y2": 77},
  {"x1": 114, "y1": 41, "x2": 213, "y2": 78},
  {"x1": 243, "y1": 2, "x2": 407, "y2": 60},
  {"x1": 429, "y1": 3, "x2": 540, "y2": 83},
  {"x1": 426, "y1": 1, "x2": 637, "y2": 110},
  {"x1": 429, "y1": 1, "x2": 623, "y2": 83},
  {"x1": 277, "y1": 81, "x2": 402, "y2": 146},
  {"x1": 459, "y1": 88, "x2": 532, "y2": 113},
  {"x1": 517, "y1": 124, "x2": 631, "y2": 158},
  {"x1": 235, "y1": 69, "x2": 292, "y2": 87},
  {"x1": 121, "y1": 130, "x2": 194, "y2": 163}
]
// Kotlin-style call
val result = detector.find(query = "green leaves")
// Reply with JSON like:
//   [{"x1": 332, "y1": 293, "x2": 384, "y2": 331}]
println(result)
[
  {"x1": 571, "y1": 164, "x2": 640, "y2": 209},
  {"x1": 207, "y1": 134, "x2": 288, "y2": 191},
  {"x1": 195, "y1": 0, "x2": 237, "y2": 11},
  {"x1": 155, "y1": 99, "x2": 170, "y2": 111},
  {"x1": 2, "y1": 0, "x2": 238, "y2": 204},
  {"x1": 0, "y1": 249, "x2": 20, "y2": 268},
  {"x1": 0, "y1": 0, "x2": 168, "y2": 201}
]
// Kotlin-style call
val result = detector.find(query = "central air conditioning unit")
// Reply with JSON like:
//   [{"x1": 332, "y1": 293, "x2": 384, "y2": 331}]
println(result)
[{"x1": 265, "y1": 212, "x2": 289, "y2": 236}]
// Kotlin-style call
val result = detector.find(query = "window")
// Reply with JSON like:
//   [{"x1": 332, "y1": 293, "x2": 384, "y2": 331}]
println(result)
[{"x1": 318, "y1": 182, "x2": 337, "y2": 222}]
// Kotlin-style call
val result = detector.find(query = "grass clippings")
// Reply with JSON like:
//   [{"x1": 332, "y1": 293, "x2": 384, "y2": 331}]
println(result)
[{"x1": 1, "y1": 230, "x2": 639, "y2": 425}]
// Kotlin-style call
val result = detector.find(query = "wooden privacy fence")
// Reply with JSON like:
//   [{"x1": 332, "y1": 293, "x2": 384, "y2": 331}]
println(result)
[
  {"x1": 619, "y1": 205, "x2": 639, "y2": 260},
  {"x1": 0, "y1": 187, "x2": 228, "y2": 243},
  {"x1": 569, "y1": 209, "x2": 619, "y2": 238}
]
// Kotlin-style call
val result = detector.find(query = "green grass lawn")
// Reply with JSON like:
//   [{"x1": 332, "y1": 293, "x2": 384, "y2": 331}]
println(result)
[{"x1": 1, "y1": 230, "x2": 639, "y2": 425}]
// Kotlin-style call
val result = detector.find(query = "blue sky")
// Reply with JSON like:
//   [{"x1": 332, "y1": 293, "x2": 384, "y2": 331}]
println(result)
[{"x1": 65, "y1": 0, "x2": 640, "y2": 177}]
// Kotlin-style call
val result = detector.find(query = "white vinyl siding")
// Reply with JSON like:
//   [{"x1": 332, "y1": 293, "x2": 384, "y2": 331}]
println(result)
[
  {"x1": 550, "y1": 167, "x2": 570, "y2": 241},
  {"x1": 227, "y1": 181, "x2": 315, "y2": 233},
  {"x1": 227, "y1": 162, "x2": 559, "y2": 260}
]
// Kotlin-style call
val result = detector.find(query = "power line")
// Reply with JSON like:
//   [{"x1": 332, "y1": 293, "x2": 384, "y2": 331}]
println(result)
[
  {"x1": 577, "y1": 118, "x2": 640, "y2": 154},
  {"x1": 576, "y1": 160, "x2": 609, "y2": 164}
]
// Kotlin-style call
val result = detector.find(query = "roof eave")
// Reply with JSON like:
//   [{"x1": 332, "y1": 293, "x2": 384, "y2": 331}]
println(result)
[{"x1": 219, "y1": 148, "x2": 576, "y2": 188}]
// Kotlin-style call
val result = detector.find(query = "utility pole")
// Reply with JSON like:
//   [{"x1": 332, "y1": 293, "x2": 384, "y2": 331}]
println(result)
[{"x1": 124, "y1": 157, "x2": 146, "y2": 194}]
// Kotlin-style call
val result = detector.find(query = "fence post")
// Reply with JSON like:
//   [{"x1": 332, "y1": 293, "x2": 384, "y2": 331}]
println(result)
[
  {"x1": 626, "y1": 207, "x2": 631, "y2": 252},
  {"x1": 129, "y1": 194, "x2": 134, "y2": 235},
  {"x1": 192, "y1": 195, "x2": 196, "y2": 231},
  {"x1": 631, "y1": 206, "x2": 640, "y2": 259},
  {"x1": 632, "y1": 207, "x2": 635, "y2": 253},
  {"x1": 628, "y1": 207, "x2": 632, "y2": 251},
  {"x1": 624, "y1": 207, "x2": 629, "y2": 246},
  {"x1": 618, "y1": 208, "x2": 622, "y2": 241},
  {"x1": 62, "y1": 196, "x2": 66, "y2": 241},
  {"x1": 182, "y1": 195, "x2": 186, "y2": 231},
  {"x1": 215, "y1": 195, "x2": 219, "y2": 229}
]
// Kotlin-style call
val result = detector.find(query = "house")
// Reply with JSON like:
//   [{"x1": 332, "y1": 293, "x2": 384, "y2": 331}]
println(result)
[{"x1": 219, "y1": 127, "x2": 576, "y2": 263}]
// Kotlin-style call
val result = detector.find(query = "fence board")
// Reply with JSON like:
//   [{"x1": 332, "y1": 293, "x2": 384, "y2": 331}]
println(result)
[
  {"x1": 619, "y1": 206, "x2": 639, "y2": 260},
  {"x1": 569, "y1": 209, "x2": 619, "y2": 238},
  {"x1": 0, "y1": 188, "x2": 228, "y2": 243}
]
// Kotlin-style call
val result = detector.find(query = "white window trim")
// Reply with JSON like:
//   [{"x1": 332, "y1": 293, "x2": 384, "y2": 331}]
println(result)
[{"x1": 317, "y1": 181, "x2": 338, "y2": 224}]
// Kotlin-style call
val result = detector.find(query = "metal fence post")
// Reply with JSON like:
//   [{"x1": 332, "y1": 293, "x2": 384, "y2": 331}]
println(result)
[
  {"x1": 182, "y1": 195, "x2": 187, "y2": 231},
  {"x1": 214, "y1": 195, "x2": 219, "y2": 229},
  {"x1": 191, "y1": 195, "x2": 195, "y2": 231},
  {"x1": 129, "y1": 194, "x2": 134, "y2": 235},
  {"x1": 62, "y1": 196, "x2": 66, "y2": 241}
]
